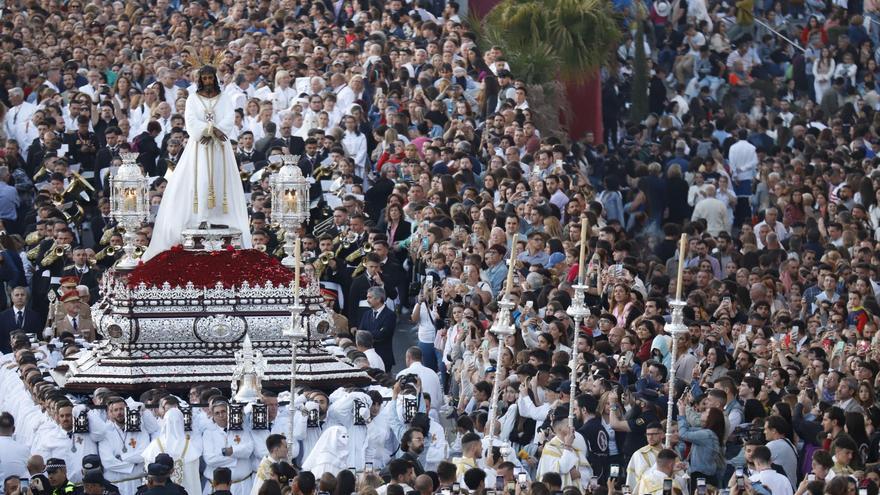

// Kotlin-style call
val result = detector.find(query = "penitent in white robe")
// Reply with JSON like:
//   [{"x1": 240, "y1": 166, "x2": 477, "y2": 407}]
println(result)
[{"x1": 143, "y1": 90, "x2": 252, "y2": 260}]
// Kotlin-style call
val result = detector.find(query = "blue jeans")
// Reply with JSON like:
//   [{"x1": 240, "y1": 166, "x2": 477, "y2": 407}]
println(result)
[{"x1": 419, "y1": 341, "x2": 438, "y2": 371}]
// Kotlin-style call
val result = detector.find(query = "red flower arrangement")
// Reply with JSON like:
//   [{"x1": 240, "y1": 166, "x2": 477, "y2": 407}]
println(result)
[{"x1": 127, "y1": 248, "x2": 295, "y2": 289}]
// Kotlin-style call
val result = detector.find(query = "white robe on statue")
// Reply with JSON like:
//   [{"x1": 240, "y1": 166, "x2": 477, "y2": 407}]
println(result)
[
  {"x1": 141, "y1": 409, "x2": 203, "y2": 495},
  {"x1": 143, "y1": 90, "x2": 252, "y2": 260}
]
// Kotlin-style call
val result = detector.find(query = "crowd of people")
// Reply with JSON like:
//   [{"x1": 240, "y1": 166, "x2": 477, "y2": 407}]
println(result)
[{"x1": 3, "y1": 0, "x2": 880, "y2": 494}]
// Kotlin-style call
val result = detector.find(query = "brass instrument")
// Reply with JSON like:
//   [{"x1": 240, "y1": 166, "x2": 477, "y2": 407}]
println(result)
[
  {"x1": 352, "y1": 259, "x2": 367, "y2": 278},
  {"x1": 26, "y1": 244, "x2": 42, "y2": 262},
  {"x1": 314, "y1": 251, "x2": 335, "y2": 279},
  {"x1": 345, "y1": 242, "x2": 372, "y2": 263},
  {"x1": 99, "y1": 228, "x2": 116, "y2": 246},
  {"x1": 95, "y1": 245, "x2": 119, "y2": 261},
  {"x1": 33, "y1": 166, "x2": 48, "y2": 183},
  {"x1": 313, "y1": 216, "x2": 336, "y2": 238},
  {"x1": 64, "y1": 172, "x2": 96, "y2": 200},
  {"x1": 255, "y1": 244, "x2": 267, "y2": 252},
  {"x1": 40, "y1": 243, "x2": 70, "y2": 267},
  {"x1": 25, "y1": 231, "x2": 43, "y2": 247},
  {"x1": 333, "y1": 229, "x2": 357, "y2": 257},
  {"x1": 133, "y1": 246, "x2": 145, "y2": 258},
  {"x1": 313, "y1": 162, "x2": 335, "y2": 181}
]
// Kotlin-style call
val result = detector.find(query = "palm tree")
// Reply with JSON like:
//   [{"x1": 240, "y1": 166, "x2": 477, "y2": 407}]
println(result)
[{"x1": 479, "y1": 0, "x2": 621, "y2": 84}]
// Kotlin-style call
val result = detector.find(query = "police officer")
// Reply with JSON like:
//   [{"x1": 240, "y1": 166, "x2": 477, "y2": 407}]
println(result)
[
  {"x1": 138, "y1": 463, "x2": 178, "y2": 495},
  {"x1": 45, "y1": 459, "x2": 79, "y2": 495},
  {"x1": 134, "y1": 455, "x2": 186, "y2": 495}
]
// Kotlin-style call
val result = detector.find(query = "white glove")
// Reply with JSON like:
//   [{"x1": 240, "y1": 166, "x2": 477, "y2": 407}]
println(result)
[
  {"x1": 293, "y1": 394, "x2": 307, "y2": 409},
  {"x1": 43, "y1": 327, "x2": 53, "y2": 339},
  {"x1": 304, "y1": 401, "x2": 319, "y2": 412}
]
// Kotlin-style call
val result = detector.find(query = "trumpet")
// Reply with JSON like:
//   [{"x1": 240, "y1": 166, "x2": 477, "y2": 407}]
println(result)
[
  {"x1": 255, "y1": 244, "x2": 267, "y2": 252},
  {"x1": 133, "y1": 246, "x2": 145, "y2": 257},
  {"x1": 95, "y1": 245, "x2": 119, "y2": 261},
  {"x1": 314, "y1": 251, "x2": 335, "y2": 279},
  {"x1": 40, "y1": 243, "x2": 70, "y2": 266},
  {"x1": 333, "y1": 229, "x2": 357, "y2": 257}
]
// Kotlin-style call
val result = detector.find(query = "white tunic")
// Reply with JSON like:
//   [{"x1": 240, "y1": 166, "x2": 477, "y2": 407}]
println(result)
[
  {"x1": 98, "y1": 423, "x2": 151, "y2": 495},
  {"x1": 201, "y1": 424, "x2": 254, "y2": 495}
]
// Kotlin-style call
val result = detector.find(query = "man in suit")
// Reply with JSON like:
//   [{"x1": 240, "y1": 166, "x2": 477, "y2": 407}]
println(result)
[
  {"x1": 254, "y1": 122, "x2": 282, "y2": 155},
  {"x1": 51, "y1": 289, "x2": 96, "y2": 341},
  {"x1": 355, "y1": 286, "x2": 396, "y2": 372},
  {"x1": 234, "y1": 131, "x2": 266, "y2": 170},
  {"x1": 133, "y1": 121, "x2": 162, "y2": 176},
  {"x1": 0, "y1": 286, "x2": 41, "y2": 352},
  {"x1": 62, "y1": 246, "x2": 100, "y2": 302},
  {"x1": 347, "y1": 252, "x2": 397, "y2": 325}
]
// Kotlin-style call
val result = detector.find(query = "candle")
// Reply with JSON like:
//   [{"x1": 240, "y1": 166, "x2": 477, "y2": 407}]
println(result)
[
  {"x1": 577, "y1": 217, "x2": 588, "y2": 285},
  {"x1": 124, "y1": 189, "x2": 137, "y2": 210},
  {"x1": 675, "y1": 233, "x2": 687, "y2": 300},
  {"x1": 285, "y1": 191, "x2": 296, "y2": 213},
  {"x1": 294, "y1": 237, "x2": 301, "y2": 301},
  {"x1": 505, "y1": 236, "x2": 516, "y2": 296}
]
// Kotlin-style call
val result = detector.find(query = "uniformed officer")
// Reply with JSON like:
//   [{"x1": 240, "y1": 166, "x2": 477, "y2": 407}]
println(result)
[
  {"x1": 139, "y1": 463, "x2": 179, "y2": 495},
  {"x1": 45, "y1": 458, "x2": 78, "y2": 495}
]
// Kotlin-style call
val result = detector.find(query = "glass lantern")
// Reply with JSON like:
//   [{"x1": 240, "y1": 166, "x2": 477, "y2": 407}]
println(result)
[
  {"x1": 110, "y1": 153, "x2": 150, "y2": 269},
  {"x1": 269, "y1": 155, "x2": 309, "y2": 267}
]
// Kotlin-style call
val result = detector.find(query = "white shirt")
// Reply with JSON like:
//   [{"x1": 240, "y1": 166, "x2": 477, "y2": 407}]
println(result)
[
  {"x1": 691, "y1": 196, "x2": 730, "y2": 236},
  {"x1": 728, "y1": 140, "x2": 758, "y2": 182},
  {"x1": 0, "y1": 435, "x2": 30, "y2": 484},
  {"x1": 750, "y1": 468, "x2": 793, "y2": 495},
  {"x1": 396, "y1": 362, "x2": 443, "y2": 412}
]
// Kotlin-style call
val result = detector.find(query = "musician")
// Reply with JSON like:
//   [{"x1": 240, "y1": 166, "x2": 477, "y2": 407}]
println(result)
[
  {"x1": 62, "y1": 246, "x2": 100, "y2": 301},
  {"x1": 325, "y1": 207, "x2": 348, "y2": 238},
  {"x1": 347, "y1": 252, "x2": 396, "y2": 325},
  {"x1": 95, "y1": 232, "x2": 124, "y2": 269},
  {"x1": 156, "y1": 136, "x2": 184, "y2": 178},
  {"x1": 94, "y1": 127, "x2": 123, "y2": 188},
  {"x1": 298, "y1": 138, "x2": 321, "y2": 176},
  {"x1": 90, "y1": 198, "x2": 115, "y2": 245},
  {"x1": 364, "y1": 167, "x2": 395, "y2": 221},
  {"x1": 30, "y1": 227, "x2": 75, "y2": 321},
  {"x1": 64, "y1": 115, "x2": 99, "y2": 172},
  {"x1": 335, "y1": 213, "x2": 366, "y2": 263},
  {"x1": 372, "y1": 239, "x2": 406, "y2": 304},
  {"x1": 234, "y1": 132, "x2": 266, "y2": 171}
]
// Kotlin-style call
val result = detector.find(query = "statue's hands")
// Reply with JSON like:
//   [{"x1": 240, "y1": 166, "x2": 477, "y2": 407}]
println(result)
[
  {"x1": 212, "y1": 128, "x2": 228, "y2": 142},
  {"x1": 199, "y1": 136, "x2": 212, "y2": 145}
]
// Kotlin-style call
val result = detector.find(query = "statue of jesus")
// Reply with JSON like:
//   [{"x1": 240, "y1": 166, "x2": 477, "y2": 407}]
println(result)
[{"x1": 143, "y1": 65, "x2": 252, "y2": 260}]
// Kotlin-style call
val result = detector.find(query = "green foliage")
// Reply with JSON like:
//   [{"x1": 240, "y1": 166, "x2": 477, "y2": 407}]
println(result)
[{"x1": 475, "y1": 0, "x2": 622, "y2": 84}]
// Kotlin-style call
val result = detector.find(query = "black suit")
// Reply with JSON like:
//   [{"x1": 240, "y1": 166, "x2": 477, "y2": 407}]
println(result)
[
  {"x1": 235, "y1": 148, "x2": 266, "y2": 169},
  {"x1": 364, "y1": 176, "x2": 394, "y2": 221},
  {"x1": 298, "y1": 154, "x2": 320, "y2": 176},
  {"x1": 0, "y1": 306, "x2": 42, "y2": 352},
  {"x1": 285, "y1": 135, "x2": 305, "y2": 156},
  {"x1": 255, "y1": 136, "x2": 284, "y2": 155},
  {"x1": 133, "y1": 132, "x2": 161, "y2": 176},
  {"x1": 357, "y1": 305, "x2": 396, "y2": 371},
  {"x1": 62, "y1": 265, "x2": 100, "y2": 302},
  {"x1": 347, "y1": 268, "x2": 398, "y2": 319},
  {"x1": 94, "y1": 145, "x2": 120, "y2": 190},
  {"x1": 26, "y1": 140, "x2": 49, "y2": 177}
]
